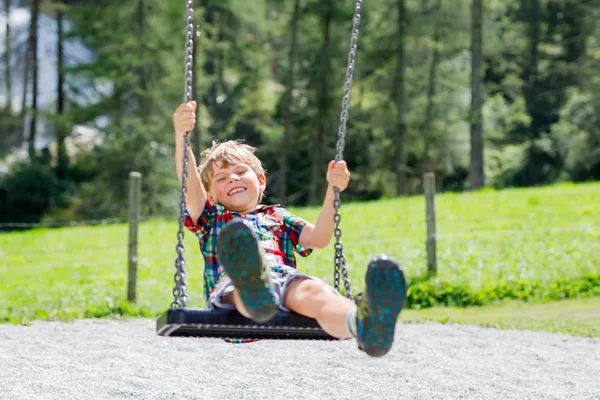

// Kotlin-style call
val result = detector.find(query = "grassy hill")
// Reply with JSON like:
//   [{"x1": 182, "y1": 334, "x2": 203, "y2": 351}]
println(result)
[{"x1": 1, "y1": 182, "x2": 599, "y2": 323}]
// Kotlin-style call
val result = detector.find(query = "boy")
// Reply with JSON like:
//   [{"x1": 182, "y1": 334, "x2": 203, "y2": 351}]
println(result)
[{"x1": 173, "y1": 101, "x2": 407, "y2": 357}]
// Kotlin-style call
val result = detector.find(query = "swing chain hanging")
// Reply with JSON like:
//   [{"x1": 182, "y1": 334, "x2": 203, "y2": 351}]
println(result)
[
  {"x1": 171, "y1": 0, "x2": 195, "y2": 309},
  {"x1": 333, "y1": 0, "x2": 362, "y2": 300}
]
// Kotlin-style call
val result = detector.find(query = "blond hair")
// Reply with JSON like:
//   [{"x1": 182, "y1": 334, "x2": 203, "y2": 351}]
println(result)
[{"x1": 198, "y1": 140, "x2": 266, "y2": 193}]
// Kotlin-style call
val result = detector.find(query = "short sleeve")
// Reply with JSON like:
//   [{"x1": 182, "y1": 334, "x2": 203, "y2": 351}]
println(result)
[
  {"x1": 184, "y1": 200, "x2": 217, "y2": 239},
  {"x1": 277, "y1": 207, "x2": 313, "y2": 257}
]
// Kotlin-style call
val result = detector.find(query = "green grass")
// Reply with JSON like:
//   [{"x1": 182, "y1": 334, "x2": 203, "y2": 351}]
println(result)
[
  {"x1": 0, "y1": 181, "x2": 599, "y2": 324},
  {"x1": 401, "y1": 296, "x2": 600, "y2": 338}
]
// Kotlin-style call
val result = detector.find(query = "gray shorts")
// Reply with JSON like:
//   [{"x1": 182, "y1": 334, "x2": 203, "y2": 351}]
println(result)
[{"x1": 208, "y1": 271, "x2": 341, "y2": 312}]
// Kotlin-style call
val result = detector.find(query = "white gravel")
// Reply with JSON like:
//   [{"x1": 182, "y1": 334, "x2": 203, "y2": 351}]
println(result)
[{"x1": 1, "y1": 319, "x2": 599, "y2": 400}]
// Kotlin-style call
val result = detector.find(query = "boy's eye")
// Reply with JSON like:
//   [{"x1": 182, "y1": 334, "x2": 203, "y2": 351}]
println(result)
[{"x1": 217, "y1": 177, "x2": 225, "y2": 182}]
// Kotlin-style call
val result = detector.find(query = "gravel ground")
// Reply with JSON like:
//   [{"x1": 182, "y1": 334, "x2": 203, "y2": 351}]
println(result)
[{"x1": 1, "y1": 319, "x2": 599, "y2": 400}]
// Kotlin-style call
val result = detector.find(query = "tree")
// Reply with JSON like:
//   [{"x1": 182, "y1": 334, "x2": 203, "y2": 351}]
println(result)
[
  {"x1": 26, "y1": 0, "x2": 39, "y2": 159},
  {"x1": 394, "y1": 0, "x2": 408, "y2": 196},
  {"x1": 420, "y1": 18, "x2": 441, "y2": 174},
  {"x1": 137, "y1": 0, "x2": 149, "y2": 116},
  {"x1": 3, "y1": 0, "x2": 12, "y2": 112},
  {"x1": 524, "y1": 0, "x2": 540, "y2": 140},
  {"x1": 191, "y1": 9, "x2": 202, "y2": 155},
  {"x1": 278, "y1": 0, "x2": 301, "y2": 205},
  {"x1": 394, "y1": 0, "x2": 407, "y2": 196},
  {"x1": 470, "y1": 0, "x2": 484, "y2": 189},
  {"x1": 0, "y1": 0, "x2": 21, "y2": 158},
  {"x1": 308, "y1": 0, "x2": 333, "y2": 205},
  {"x1": 55, "y1": 0, "x2": 68, "y2": 180}
]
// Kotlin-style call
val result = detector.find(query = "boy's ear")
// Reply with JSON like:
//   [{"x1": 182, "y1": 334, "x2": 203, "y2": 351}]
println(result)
[
  {"x1": 259, "y1": 175, "x2": 267, "y2": 191},
  {"x1": 206, "y1": 192, "x2": 214, "y2": 204}
]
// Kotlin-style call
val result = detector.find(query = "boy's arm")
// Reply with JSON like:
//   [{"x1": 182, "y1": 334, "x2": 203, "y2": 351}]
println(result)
[
  {"x1": 298, "y1": 185, "x2": 337, "y2": 249},
  {"x1": 298, "y1": 161, "x2": 350, "y2": 249},
  {"x1": 174, "y1": 101, "x2": 207, "y2": 223}
]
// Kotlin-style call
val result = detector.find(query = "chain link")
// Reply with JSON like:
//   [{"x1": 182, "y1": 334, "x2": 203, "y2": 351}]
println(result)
[
  {"x1": 333, "y1": 0, "x2": 362, "y2": 299},
  {"x1": 171, "y1": 0, "x2": 195, "y2": 309}
]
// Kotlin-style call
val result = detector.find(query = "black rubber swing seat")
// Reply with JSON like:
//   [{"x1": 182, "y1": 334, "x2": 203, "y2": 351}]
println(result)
[{"x1": 156, "y1": 307, "x2": 337, "y2": 340}]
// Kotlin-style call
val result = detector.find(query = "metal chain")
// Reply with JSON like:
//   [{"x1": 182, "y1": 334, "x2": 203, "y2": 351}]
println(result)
[
  {"x1": 171, "y1": 0, "x2": 195, "y2": 309},
  {"x1": 333, "y1": 0, "x2": 363, "y2": 299}
]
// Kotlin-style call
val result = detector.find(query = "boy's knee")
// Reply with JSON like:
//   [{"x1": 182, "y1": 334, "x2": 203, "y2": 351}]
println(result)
[{"x1": 290, "y1": 279, "x2": 330, "y2": 301}]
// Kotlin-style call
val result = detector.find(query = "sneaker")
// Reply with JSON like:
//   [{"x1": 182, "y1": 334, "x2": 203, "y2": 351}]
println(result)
[
  {"x1": 217, "y1": 219, "x2": 279, "y2": 323},
  {"x1": 356, "y1": 255, "x2": 407, "y2": 357}
]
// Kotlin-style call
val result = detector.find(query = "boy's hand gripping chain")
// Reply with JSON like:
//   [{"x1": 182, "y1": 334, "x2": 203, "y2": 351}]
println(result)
[
  {"x1": 333, "y1": 0, "x2": 363, "y2": 300},
  {"x1": 172, "y1": 0, "x2": 195, "y2": 309}
]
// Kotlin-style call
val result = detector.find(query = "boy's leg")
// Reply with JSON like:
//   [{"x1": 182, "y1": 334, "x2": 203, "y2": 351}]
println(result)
[
  {"x1": 217, "y1": 219, "x2": 279, "y2": 323},
  {"x1": 354, "y1": 255, "x2": 407, "y2": 357},
  {"x1": 285, "y1": 255, "x2": 406, "y2": 357},
  {"x1": 206, "y1": 276, "x2": 257, "y2": 319},
  {"x1": 220, "y1": 289, "x2": 252, "y2": 319},
  {"x1": 284, "y1": 278, "x2": 357, "y2": 339}
]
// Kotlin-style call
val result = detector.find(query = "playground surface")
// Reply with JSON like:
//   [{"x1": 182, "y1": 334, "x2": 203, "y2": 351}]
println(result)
[{"x1": 1, "y1": 318, "x2": 599, "y2": 399}]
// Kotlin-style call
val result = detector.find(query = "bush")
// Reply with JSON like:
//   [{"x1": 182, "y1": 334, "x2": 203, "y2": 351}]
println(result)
[
  {"x1": 0, "y1": 107, "x2": 23, "y2": 158},
  {"x1": 0, "y1": 160, "x2": 60, "y2": 224},
  {"x1": 405, "y1": 273, "x2": 600, "y2": 309},
  {"x1": 485, "y1": 137, "x2": 563, "y2": 188},
  {"x1": 551, "y1": 92, "x2": 600, "y2": 182}
]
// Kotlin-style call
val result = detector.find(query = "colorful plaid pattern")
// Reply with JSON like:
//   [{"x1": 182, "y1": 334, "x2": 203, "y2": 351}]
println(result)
[{"x1": 185, "y1": 200, "x2": 313, "y2": 300}]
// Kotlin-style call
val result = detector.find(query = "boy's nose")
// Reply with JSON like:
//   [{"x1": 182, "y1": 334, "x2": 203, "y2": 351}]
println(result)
[{"x1": 228, "y1": 174, "x2": 240, "y2": 182}]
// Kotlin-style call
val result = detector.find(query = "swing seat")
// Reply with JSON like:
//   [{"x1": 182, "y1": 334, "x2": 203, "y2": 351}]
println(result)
[{"x1": 156, "y1": 308, "x2": 337, "y2": 340}]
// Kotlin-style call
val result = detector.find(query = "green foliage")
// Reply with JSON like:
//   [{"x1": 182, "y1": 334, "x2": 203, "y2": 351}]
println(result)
[
  {"x1": 0, "y1": 160, "x2": 61, "y2": 224},
  {"x1": 406, "y1": 273, "x2": 600, "y2": 309},
  {"x1": 0, "y1": 107, "x2": 22, "y2": 158},
  {"x1": 71, "y1": 118, "x2": 179, "y2": 219},
  {"x1": 551, "y1": 91, "x2": 600, "y2": 181},
  {"x1": 1, "y1": 300, "x2": 154, "y2": 324}
]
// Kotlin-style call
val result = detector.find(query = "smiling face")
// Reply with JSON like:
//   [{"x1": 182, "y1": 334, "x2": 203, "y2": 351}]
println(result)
[
  {"x1": 208, "y1": 161, "x2": 266, "y2": 213},
  {"x1": 198, "y1": 140, "x2": 267, "y2": 213}
]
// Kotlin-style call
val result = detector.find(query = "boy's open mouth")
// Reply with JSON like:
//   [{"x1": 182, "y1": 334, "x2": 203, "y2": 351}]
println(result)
[{"x1": 228, "y1": 187, "x2": 247, "y2": 196}]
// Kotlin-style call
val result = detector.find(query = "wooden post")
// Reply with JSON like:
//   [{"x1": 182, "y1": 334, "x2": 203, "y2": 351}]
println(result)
[
  {"x1": 424, "y1": 173, "x2": 437, "y2": 277},
  {"x1": 128, "y1": 171, "x2": 141, "y2": 303}
]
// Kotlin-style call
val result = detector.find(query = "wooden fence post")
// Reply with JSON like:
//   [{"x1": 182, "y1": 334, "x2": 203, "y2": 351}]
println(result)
[
  {"x1": 128, "y1": 171, "x2": 142, "y2": 303},
  {"x1": 424, "y1": 173, "x2": 437, "y2": 277}
]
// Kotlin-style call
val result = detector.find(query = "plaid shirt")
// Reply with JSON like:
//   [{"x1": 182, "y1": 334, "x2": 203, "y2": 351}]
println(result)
[{"x1": 185, "y1": 200, "x2": 313, "y2": 300}]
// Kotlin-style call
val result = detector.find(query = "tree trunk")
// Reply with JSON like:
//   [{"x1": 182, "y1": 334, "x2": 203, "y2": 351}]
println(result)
[
  {"x1": 27, "y1": 0, "x2": 39, "y2": 159},
  {"x1": 308, "y1": 0, "x2": 332, "y2": 205},
  {"x1": 191, "y1": 13, "x2": 202, "y2": 154},
  {"x1": 421, "y1": 23, "x2": 440, "y2": 173},
  {"x1": 137, "y1": 0, "x2": 149, "y2": 116},
  {"x1": 523, "y1": 0, "x2": 542, "y2": 184},
  {"x1": 56, "y1": 1, "x2": 68, "y2": 179},
  {"x1": 20, "y1": 39, "x2": 29, "y2": 143},
  {"x1": 3, "y1": 0, "x2": 12, "y2": 111},
  {"x1": 394, "y1": 0, "x2": 407, "y2": 196},
  {"x1": 470, "y1": 0, "x2": 484, "y2": 189},
  {"x1": 525, "y1": 0, "x2": 540, "y2": 140},
  {"x1": 216, "y1": 12, "x2": 226, "y2": 100},
  {"x1": 278, "y1": 0, "x2": 301, "y2": 205},
  {"x1": 202, "y1": 4, "x2": 219, "y2": 137}
]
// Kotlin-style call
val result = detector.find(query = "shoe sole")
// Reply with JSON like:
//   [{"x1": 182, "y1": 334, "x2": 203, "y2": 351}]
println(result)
[
  {"x1": 360, "y1": 256, "x2": 407, "y2": 357},
  {"x1": 217, "y1": 219, "x2": 279, "y2": 323}
]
